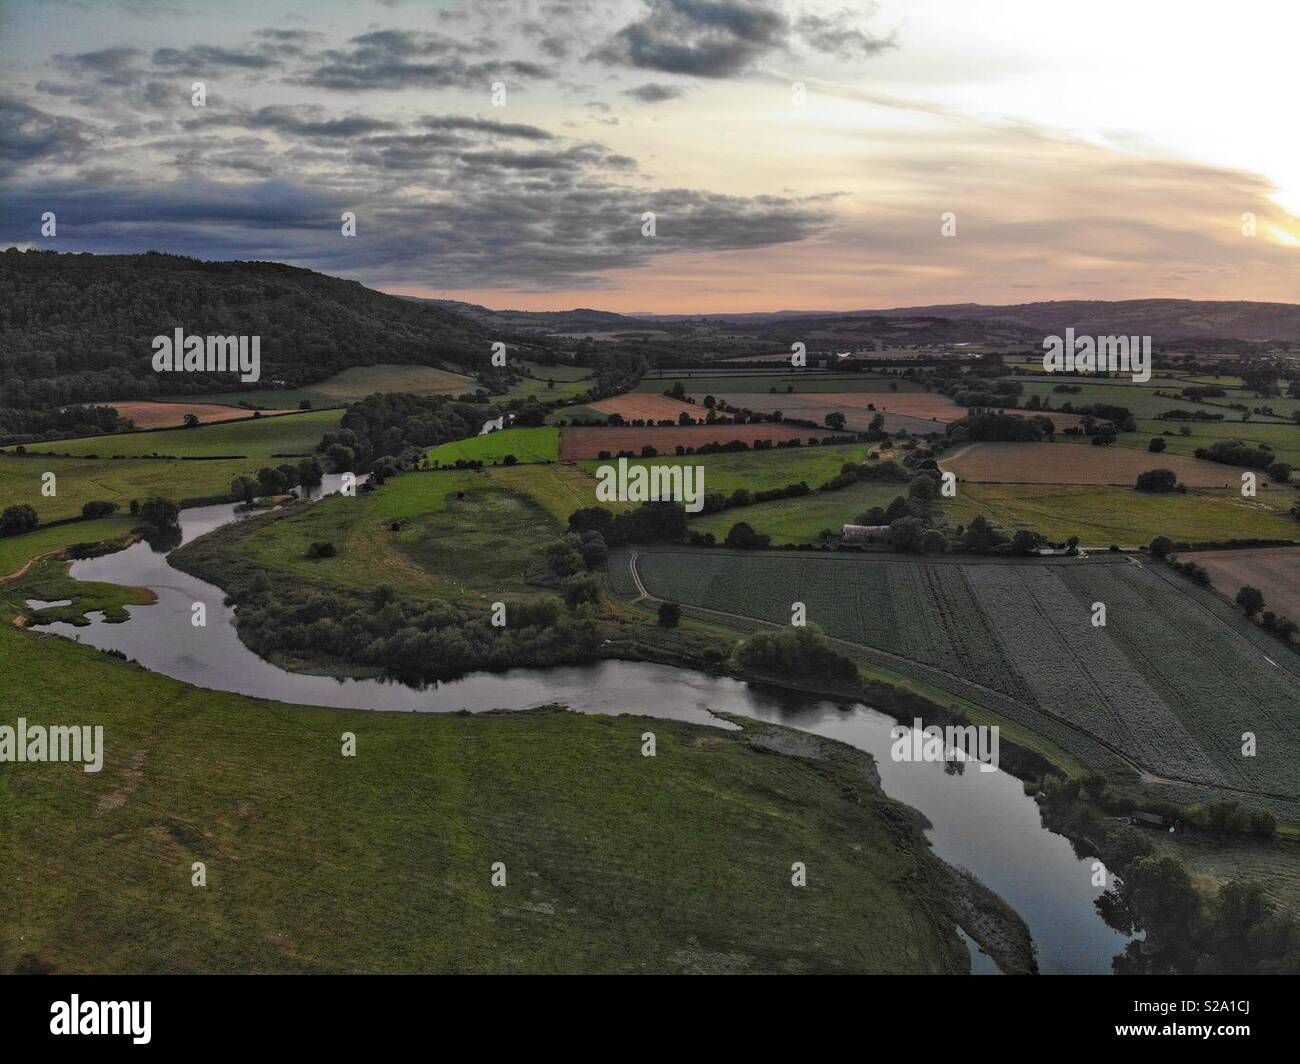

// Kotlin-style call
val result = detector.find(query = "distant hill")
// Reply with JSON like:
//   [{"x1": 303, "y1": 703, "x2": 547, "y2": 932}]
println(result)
[
  {"x1": 0, "y1": 250, "x2": 492, "y2": 409},
  {"x1": 643, "y1": 299, "x2": 1300, "y2": 343}
]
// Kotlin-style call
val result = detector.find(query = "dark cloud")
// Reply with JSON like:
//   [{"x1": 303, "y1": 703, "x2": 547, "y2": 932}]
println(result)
[
  {"x1": 592, "y1": 0, "x2": 787, "y2": 78},
  {"x1": 624, "y1": 82, "x2": 686, "y2": 102},
  {"x1": 418, "y1": 116, "x2": 554, "y2": 140},
  {"x1": 190, "y1": 105, "x2": 399, "y2": 139},
  {"x1": 152, "y1": 45, "x2": 277, "y2": 72},
  {"x1": 300, "y1": 28, "x2": 548, "y2": 91},
  {"x1": 0, "y1": 97, "x2": 94, "y2": 178},
  {"x1": 51, "y1": 47, "x2": 146, "y2": 87}
]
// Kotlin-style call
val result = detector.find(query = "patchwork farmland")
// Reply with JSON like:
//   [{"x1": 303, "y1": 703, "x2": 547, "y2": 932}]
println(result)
[{"x1": 624, "y1": 548, "x2": 1300, "y2": 813}]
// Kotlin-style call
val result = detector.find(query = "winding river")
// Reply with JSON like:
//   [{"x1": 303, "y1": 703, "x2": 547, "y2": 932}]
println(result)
[{"x1": 39, "y1": 474, "x2": 1133, "y2": 973}]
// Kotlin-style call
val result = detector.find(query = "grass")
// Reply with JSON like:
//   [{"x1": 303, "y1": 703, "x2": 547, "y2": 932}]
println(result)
[
  {"x1": 0, "y1": 454, "x2": 285, "y2": 522},
  {"x1": 945, "y1": 483, "x2": 1299, "y2": 545},
  {"x1": 175, "y1": 470, "x2": 545, "y2": 605},
  {"x1": 628, "y1": 547, "x2": 1300, "y2": 812},
  {"x1": 636, "y1": 371, "x2": 923, "y2": 394},
  {"x1": 690, "y1": 480, "x2": 908, "y2": 544},
  {"x1": 0, "y1": 517, "x2": 135, "y2": 578},
  {"x1": 576, "y1": 442, "x2": 874, "y2": 497},
  {"x1": 482, "y1": 463, "x2": 623, "y2": 523},
  {"x1": 0, "y1": 619, "x2": 979, "y2": 974},
  {"x1": 427, "y1": 426, "x2": 560, "y2": 466},
  {"x1": 1115, "y1": 420, "x2": 1300, "y2": 467},
  {"x1": 1017, "y1": 380, "x2": 1300, "y2": 423},
  {"x1": 18, "y1": 409, "x2": 342, "y2": 459}
]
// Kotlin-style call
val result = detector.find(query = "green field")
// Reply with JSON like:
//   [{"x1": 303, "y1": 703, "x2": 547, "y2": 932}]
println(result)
[
  {"x1": 628, "y1": 548, "x2": 1300, "y2": 812},
  {"x1": 484, "y1": 463, "x2": 624, "y2": 523},
  {"x1": 427, "y1": 426, "x2": 560, "y2": 466},
  {"x1": 0, "y1": 617, "x2": 984, "y2": 973},
  {"x1": 18, "y1": 409, "x2": 341, "y2": 459},
  {"x1": 690, "y1": 480, "x2": 907, "y2": 545},
  {"x1": 0, "y1": 455, "x2": 290, "y2": 522},
  {"x1": 1016, "y1": 379, "x2": 1300, "y2": 423},
  {"x1": 636, "y1": 371, "x2": 921, "y2": 395},
  {"x1": 175, "y1": 470, "x2": 548, "y2": 605},
  {"x1": 946, "y1": 483, "x2": 1299, "y2": 546},
  {"x1": 0, "y1": 516, "x2": 135, "y2": 578},
  {"x1": 1112, "y1": 420, "x2": 1300, "y2": 468}
]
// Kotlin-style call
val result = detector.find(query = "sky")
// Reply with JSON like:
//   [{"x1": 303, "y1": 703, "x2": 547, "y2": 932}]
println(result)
[{"x1": 1, "y1": 0, "x2": 1297, "y2": 312}]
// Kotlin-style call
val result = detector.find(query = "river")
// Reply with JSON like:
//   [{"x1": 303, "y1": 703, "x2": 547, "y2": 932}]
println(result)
[{"x1": 38, "y1": 474, "x2": 1133, "y2": 973}]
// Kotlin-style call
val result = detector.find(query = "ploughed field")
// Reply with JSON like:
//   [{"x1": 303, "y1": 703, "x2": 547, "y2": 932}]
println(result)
[
  {"x1": 585, "y1": 394, "x2": 727, "y2": 423},
  {"x1": 626, "y1": 548, "x2": 1300, "y2": 810},
  {"x1": 1178, "y1": 547, "x2": 1300, "y2": 620},
  {"x1": 108, "y1": 401, "x2": 295, "y2": 429}
]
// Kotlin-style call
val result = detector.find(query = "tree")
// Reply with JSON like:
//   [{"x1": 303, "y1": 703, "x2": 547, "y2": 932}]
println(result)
[
  {"x1": 657, "y1": 602, "x2": 682, "y2": 628},
  {"x1": 1135, "y1": 468, "x2": 1178, "y2": 492},
  {"x1": 306, "y1": 541, "x2": 336, "y2": 558},
  {"x1": 1149, "y1": 535, "x2": 1174, "y2": 560},
  {"x1": 824, "y1": 411, "x2": 847, "y2": 431},
  {"x1": 1148, "y1": 437, "x2": 1167, "y2": 453},
  {"x1": 1268, "y1": 461, "x2": 1291, "y2": 483},
  {"x1": 138, "y1": 496, "x2": 180, "y2": 530},
  {"x1": 81, "y1": 500, "x2": 118, "y2": 519},
  {"x1": 1235, "y1": 586, "x2": 1265, "y2": 617},
  {"x1": 182, "y1": 412, "x2": 200, "y2": 428},
  {"x1": 0, "y1": 504, "x2": 38, "y2": 535},
  {"x1": 725, "y1": 521, "x2": 769, "y2": 549},
  {"x1": 1011, "y1": 529, "x2": 1043, "y2": 555},
  {"x1": 231, "y1": 476, "x2": 259, "y2": 503}
]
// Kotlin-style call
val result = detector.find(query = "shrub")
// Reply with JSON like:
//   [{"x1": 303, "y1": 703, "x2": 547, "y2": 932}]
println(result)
[
  {"x1": 306, "y1": 541, "x2": 337, "y2": 559},
  {"x1": 657, "y1": 602, "x2": 682, "y2": 628}
]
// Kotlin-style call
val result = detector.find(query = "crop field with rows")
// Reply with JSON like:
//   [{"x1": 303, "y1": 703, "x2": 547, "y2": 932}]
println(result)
[{"x1": 627, "y1": 548, "x2": 1300, "y2": 806}]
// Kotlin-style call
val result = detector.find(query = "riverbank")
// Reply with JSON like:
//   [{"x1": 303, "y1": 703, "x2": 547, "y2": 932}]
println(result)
[{"x1": 1, "y1": 608, "x2": 1030, "y2": 973}]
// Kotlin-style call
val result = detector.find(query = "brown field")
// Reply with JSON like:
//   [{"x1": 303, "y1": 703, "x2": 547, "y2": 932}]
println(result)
[
  {"x1": 560, "y1": 424, "x2": 836, "y2": 460},
  {"x1": 112, "y1": 401, "x2": 290, "y2": 429},
  {"x1": 945, "y1": 442, "x2": 1249, "y2": 488},
  {"x1": 706, "y1": 391, "x2": 1093, "y2": 435},
  {"x1": 1178, "y1": 547, "x2": 1300, "y2": 618},
  {"x1": 588, "y1": 394, "x2": 725, "y2": 423}
]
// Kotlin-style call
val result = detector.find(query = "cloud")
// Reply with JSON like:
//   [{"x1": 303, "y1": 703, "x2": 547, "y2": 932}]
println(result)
[
  {"x1": 624, "y1": 82, "x2": 686, "y2": 102},
  {"x1": 0, "y1": 97, "x2": 95, "y2": 178},
  {"x1": 301, "y1": 28, "x2": 551, "y2": 91},
  {"x1": 592, "y1": 0, "x2": 788, "y2": 78},
  {"x1": 794, "y1": 10, "x2": 896, "y2": 60},
  {"x1": 152, "y1": 45, "x2": 277, "y2": 72}
]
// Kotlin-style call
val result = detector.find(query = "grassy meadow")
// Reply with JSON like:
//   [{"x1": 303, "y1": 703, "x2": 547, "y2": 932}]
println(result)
[
  {"x1": 18, "y1": 408, "x2": 341, "y2": 459},
  {"x1": 427, "y1": 426, "x2": 561, "y2": 466}
]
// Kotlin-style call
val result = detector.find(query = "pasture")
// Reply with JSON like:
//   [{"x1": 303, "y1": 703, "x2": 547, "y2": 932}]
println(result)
[
  {"x1": 946, "y1": 483, "x2": 1299, "y2": 546},
  {"x1": 577, "y1": 442, "x2": 874, "y2": 498},
  {"x1": 0, "y1": 454, "x2": 285, "y2": 523},
  {"x1": 688, "y1": 480, "x2": 907, "y2": 545},
  {"x1": 427, "y1": 426, "x2": 561, "y2": 466},
  {"x1": 628, "y1": 548, "x2": 1300, "y2": 808},
  {"x1": 559, "y1": 424, "x2": 838, "y2": 461},
  {"x1": 0, "y1": 617, "x2": 968, "y2": 974},
  {"x1": 16, "y1": 409, "x2": 341, "y2": 460},
  {"x1": 944, "y1": 442, "x2": 1254, "y2": 488}
]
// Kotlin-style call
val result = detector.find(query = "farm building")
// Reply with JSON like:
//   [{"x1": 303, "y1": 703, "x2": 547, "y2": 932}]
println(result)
[{"x1": 841, "y1": 524, "x2": 891, "y2": 545}]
